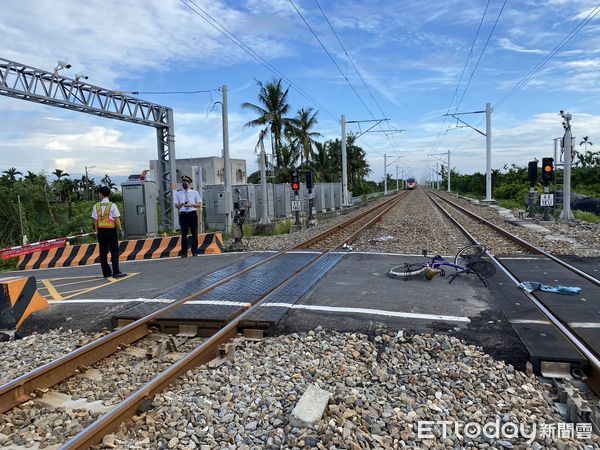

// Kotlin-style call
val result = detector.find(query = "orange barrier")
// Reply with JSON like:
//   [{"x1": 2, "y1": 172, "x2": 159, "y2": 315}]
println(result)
[
  {"x1": 0, "y1": 277, "x2": 49, "y2": 330},
  {"x1": 17, "y1": 233, "x2": 223, "y2": 271}
]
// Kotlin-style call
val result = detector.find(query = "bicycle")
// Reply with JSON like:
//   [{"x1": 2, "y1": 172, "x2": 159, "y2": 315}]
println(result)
[{"x1": 388, "y1": 244, "x2": 496, "y2": 287}]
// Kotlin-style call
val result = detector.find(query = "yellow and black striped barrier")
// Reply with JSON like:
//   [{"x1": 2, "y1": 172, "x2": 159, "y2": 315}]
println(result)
[
  {"x1": 17, "y1": 233, "x2": 223, "y2": 271},
  {"x1": 0, "y1": 277, "x2": 49, "y2": 330}
]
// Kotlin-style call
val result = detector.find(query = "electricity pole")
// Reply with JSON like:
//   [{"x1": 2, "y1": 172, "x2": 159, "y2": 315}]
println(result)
[
  {"x1": 559, "y1": 111, "x2": 575, "y2": 222},
  {"x1": 445, "y1": 102, "x2": 493, "y2": 202},
  {"x1": 221, "y1": 85, "x2": 232, "y2": 233},
  {"x1": 341, "y1": 114, "x2": 349, "y2": 206}
]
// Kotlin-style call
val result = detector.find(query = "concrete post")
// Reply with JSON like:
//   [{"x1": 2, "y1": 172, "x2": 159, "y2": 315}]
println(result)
[
  {"x1": 341, "y1": 115, "x2": 349, "y2": 206},
  {"x1": 222, "y1": 85, "x2": 232, "y2": 233},
  {"x1": 384, "y1": 154, "x2": 387, "y2": 195},
  {"x1": 447, "y1": 150, "x2": 451, "y2": 192},
  {"x1": 559, "y1": 125, "x2": 575, "y2": 221},
  {"x1": 484, "y1": 102, "x2": 494, "y2": 202}
]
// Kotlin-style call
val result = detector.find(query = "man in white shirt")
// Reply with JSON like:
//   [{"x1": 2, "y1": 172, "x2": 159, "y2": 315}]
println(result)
[
  {"x1": 175, "y1": 175, "x2": 202, "y2": 257},
  {"x1": 91, "y1": 186, "x2": 127, "y2": 278}
]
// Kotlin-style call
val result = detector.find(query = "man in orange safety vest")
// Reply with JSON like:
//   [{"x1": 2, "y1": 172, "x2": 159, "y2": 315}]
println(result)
[{"x1": 91, "y1": 186, "x2": 127, "y2": 278}]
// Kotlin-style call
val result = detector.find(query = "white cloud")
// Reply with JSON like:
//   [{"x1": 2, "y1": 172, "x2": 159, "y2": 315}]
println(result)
[{"x1": 498, "y1": 38, "x2": 545, "y2": 55}]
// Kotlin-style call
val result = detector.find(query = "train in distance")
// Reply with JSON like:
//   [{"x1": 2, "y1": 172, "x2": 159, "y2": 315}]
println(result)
[{"x1": 406, "y1": 178, "x2": 417, "y2": 190}]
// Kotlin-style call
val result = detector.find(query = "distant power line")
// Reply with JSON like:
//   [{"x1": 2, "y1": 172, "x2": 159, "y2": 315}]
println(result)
[
  {"x1": 494, "y1": 3, "x2": 600, "y2": 110},
  {"x1": 178, "y1": 0, "x2": 341, "y2": 122},
  {"x1": 290, "y1": 0, "x2": 401, "y2": 155},
  {"x1": 431, "y1": 0, "x2": 491, "y2": 154}
]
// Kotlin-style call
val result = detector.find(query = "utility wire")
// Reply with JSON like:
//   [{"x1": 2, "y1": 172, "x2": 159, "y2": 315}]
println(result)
[
  {"x1": 454, "y1": 0, "x2": 508, "y2": 112},
  {"x1": 290, "y1": 0, "x2": 400, "y2": 157},
  {"x1": 494, "y1": 3, "x2": 600, "y2": 110},
  {"x1": 179, "y1": 0, "x2": 340, "y2": 122},
  {"x1": 287, "y1": 0, "x2": 375, "y2": 121},
  {"x1": 126, "y1": 89, "x2": 217, "y2": 95},
  {"x1": 431, "y1": 0, "x2": 491, "y2": 154},
  {"x1": 312, "y1": 0, "x2": 401, "y2": 156}
]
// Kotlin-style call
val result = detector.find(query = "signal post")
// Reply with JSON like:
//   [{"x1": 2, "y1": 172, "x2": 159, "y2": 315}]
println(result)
[
  {"x1": 541, "y1": 158, "x2": 554, "y2": 222},
  {"x1": 290, "y1": 169, "x2": 303, "y2": 233}
]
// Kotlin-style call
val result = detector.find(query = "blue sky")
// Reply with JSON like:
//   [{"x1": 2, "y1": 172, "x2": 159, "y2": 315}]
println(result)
[{"x1": 1, "y1": 0, "x2": 600, "y2": 185}]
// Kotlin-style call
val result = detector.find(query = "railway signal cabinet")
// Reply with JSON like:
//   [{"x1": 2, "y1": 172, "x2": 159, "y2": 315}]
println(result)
[{"x1": 121, "y1": 180, "x2": 159, "y2": 238}]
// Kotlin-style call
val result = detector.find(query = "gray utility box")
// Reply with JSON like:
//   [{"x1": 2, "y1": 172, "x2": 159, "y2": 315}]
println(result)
[
  {"x1": 251, "y1": 183, "x2": 275, "y2": 220},
  {"x1": 332, "y1": 183, "x2": 342, "y2": 209},
  {"x1": 312, "y1": 184, "x2": 327, "y2": 213},
  {"x1": 204, "y1": 184, "x2": 227, "y2": 230},
  {"x1": 274, "y1": 184, "x2": 292, "y2": 218},
  {"x1": 233, "y1": 184, "x2": 257, "y2": 220},
  {"x1": 322, "y1": 183, "x2": 333, "y2": 211},
  {"x1": 121, "y1": 180, "x2": 158, "y2": 238}
]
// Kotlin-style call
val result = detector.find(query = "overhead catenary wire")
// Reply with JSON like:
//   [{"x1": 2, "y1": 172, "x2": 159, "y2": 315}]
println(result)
[
  {"x1": 313, "y1": 0, "x2": 403, "y2": 156},
  {"x1": 178, "y1": 0, "x2": 341, "y2": 123},
  {"x1": 430, "y1": 0, "x2": 491, "y2": 154},
  {"x1": 494, "y1": 3, "x2": 600, "y2": 110},
  {"x1": 454, "y1": 0, "x2": 508, "y2": 113},
  {"x1": 290, "y1": 0, "x2": 400, "y2": 157}
]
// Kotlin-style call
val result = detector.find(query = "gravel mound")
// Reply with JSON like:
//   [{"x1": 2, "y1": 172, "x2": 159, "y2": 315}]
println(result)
[
  {"x1": 0, "y1": 329, "x2": 107, "y2": 385},
  {"x1": 436, "y1": 192, "x2": 600, "y2": 257},
  {"x1": 106, "y1": 330, "x2": 599, "y2": 449}
]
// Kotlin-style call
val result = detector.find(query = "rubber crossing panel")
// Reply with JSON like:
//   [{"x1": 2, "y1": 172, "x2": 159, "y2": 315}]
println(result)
[
  {"x1": 114, "y1": 252, "x2": 319, "y2": 324},
  {"x1": 492, "y1": 257, "x2": 590, "y2": 371},
  {"x1": 242, "y1": 252, "x2": 344, "y2": 328}
]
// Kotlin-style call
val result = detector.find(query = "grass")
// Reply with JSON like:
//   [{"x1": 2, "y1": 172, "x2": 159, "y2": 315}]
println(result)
[
  {"x1": 497, "y1": 199, "x2": 523, "y2": 210},
  {"x1": 573, "y1": 210, "x2": 600, "y2": 224},
  {"x1": 242, "y1": 218, "x2": 293, "y2": 237}
]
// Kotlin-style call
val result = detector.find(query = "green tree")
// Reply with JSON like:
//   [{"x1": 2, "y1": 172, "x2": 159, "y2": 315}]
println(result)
[
  {"x1": 286, "y1": 107, "x2": 322, "y2": 168},
  {"x1": 241, "y1": 79, "x2": 293, "y2": 169},
  {"x1": 101, "y1": 174, "x2": 117, "y2": 191},
  {"x1": 2, "y1": 167, "x2": 22, "y2": 182},
  {"x1": 52, "y1": 168, "x2": 69, "y2": 180}
]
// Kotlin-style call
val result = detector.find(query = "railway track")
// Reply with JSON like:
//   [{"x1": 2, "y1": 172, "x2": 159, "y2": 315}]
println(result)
[
  {"x1": 425, "y1": 189, "x2": 600, "y2": 396},
  {"x1": 0, "y1": 191, "x2": 408, "y2": 449}
]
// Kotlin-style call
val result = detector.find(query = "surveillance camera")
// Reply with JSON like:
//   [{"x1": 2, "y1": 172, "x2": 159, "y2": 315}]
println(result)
[
  {"x1": 559, "y1": 110, "x2": 564, "y2": 115},
  {"x1": 57, "y1": 60, "x2": 71, "y2": 69},
  {"x1": 75, "y1": 73, "x2": 88, "y2": 80}
]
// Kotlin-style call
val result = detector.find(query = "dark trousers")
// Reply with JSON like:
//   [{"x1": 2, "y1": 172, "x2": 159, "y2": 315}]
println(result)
[
  {"x1": 97, "y1": 228, "x2": 120, "y2": 277},
  {"x1": 179, "y1": 211, "x2": 198, "y2": 256}
]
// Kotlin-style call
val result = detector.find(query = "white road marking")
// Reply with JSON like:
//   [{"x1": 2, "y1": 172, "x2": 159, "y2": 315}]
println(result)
[
  {"x1": 260, "y1": 303, "x2": 470, "y2": 322},
  {"x1": 570, "y1": 322, "x2": 600, "y2": 328},
  {"x1": 509, "y1": 319, "x2": 551, "y2": 325},
  {"x1": 45, "y1": 298, "x2": 470, "y2": 322},
  {"x1": 47, "y1": 298, "x2": 251, "y2": 307}
]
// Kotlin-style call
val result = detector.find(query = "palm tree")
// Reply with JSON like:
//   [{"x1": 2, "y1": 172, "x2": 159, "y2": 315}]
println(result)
[
  {"x1": 101, "y1": 174, "x2": 117, "y2": 191},
  {"x1": 286, "y1": 107, "x2": 322, "y2": 168},
  {"x1": 52, "y1": 168, "x2": 70, "y2": 180},
  {"x1": 579, "y1": 136, "x2": 593, "y2": 152},
  {"x1": 241, "y1": 79, "x2": 293, "y2": 168},
  {"x1": 310, "y1": 141, "x2": 333, "y2": 182},
  {"x1": 2, "y1": 167, "x2": 22, "y2": 182},
  {"x1": 24, "y1": 171, "x2": 38, "y2": 182}
]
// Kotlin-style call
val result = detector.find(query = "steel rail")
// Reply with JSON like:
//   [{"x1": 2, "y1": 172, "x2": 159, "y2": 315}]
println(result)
[
  {"x1": 291, "y1": 192, "x2": 407, "y2": 249},
  {"x1": 428, "y1": 190, "x2": 600, "y2": 286},
  {"x1": 425, "y1": 191, "x2": 600, "y2": 395},
  {"x1": 62, "y1": 192, "x2": 409, "y2": 448},
  {"x1": 0, "y1": 192, "x2": 402, "y2": 415}
]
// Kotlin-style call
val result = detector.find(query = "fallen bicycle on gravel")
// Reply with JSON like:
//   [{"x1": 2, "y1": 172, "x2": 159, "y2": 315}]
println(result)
[{"x1": 388, "y1": 244, "x2": 496, "y2": 287}]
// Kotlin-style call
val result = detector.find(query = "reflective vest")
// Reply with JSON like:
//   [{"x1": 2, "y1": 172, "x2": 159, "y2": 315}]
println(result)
[{"x1": 96, "y1": 202, "x2": 116, "y2": 228}]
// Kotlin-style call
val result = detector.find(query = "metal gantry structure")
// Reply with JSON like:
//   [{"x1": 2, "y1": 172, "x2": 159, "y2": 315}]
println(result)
[{"x1": 0, "y1": 57, "x2": 177, "y2": 230}]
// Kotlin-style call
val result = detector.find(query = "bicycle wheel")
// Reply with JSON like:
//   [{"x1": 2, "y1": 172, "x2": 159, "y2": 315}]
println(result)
[
  {"x1": 454, "y1": 244, "x2": 487, "y2": 266},
  {"x1": 468, "y1": 260, "x2": 496, "y2": 278},
  {"x1": 389, "y1": 263, "x2": 427, "y2": 279}
]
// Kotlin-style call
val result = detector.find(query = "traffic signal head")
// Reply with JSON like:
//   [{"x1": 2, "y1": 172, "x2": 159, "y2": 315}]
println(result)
[
  {"x1": 291, "y1": 170, "x2": 300, "y2": 192},
  {"x1": 528, "y1": 161, "x2": 538, "y2": 187},
  {"x1": 305, "y1": 171, "x2": 314, "y2": 191},
  {"x1": 542, "y1": 157, "x2": 554, "y2": 183}
]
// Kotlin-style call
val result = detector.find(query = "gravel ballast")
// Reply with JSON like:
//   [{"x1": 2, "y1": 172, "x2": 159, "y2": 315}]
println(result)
[{"x1": 101, "y1": 330, "x2": 599, "y2": 449}]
